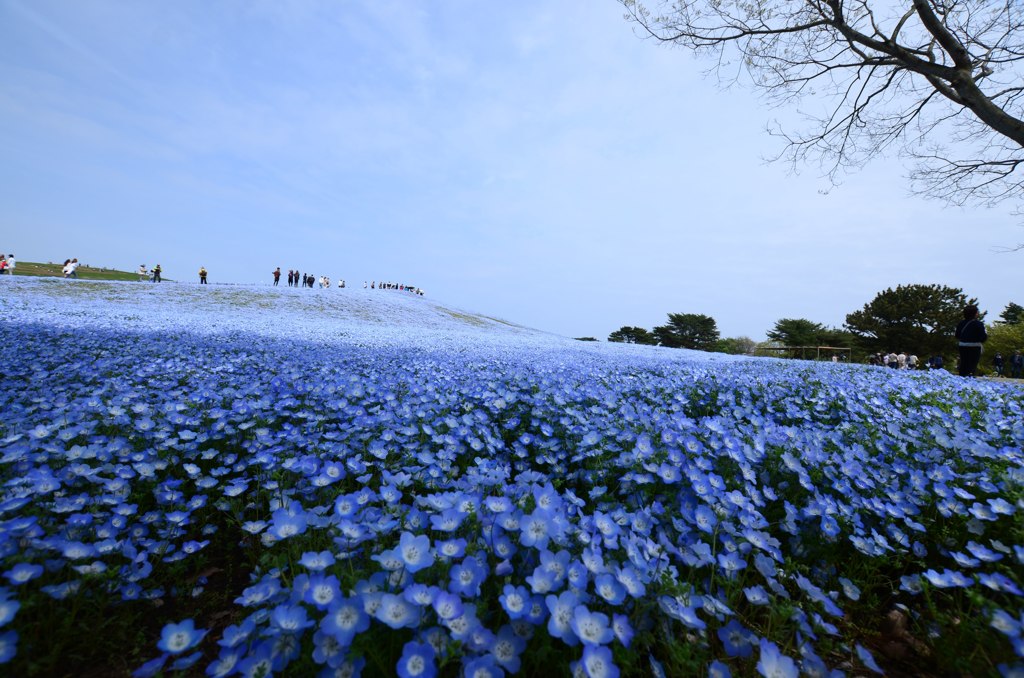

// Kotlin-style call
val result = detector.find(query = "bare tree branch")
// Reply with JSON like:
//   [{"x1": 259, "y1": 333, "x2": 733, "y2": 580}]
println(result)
[{"x1": 621, "y1": 0, "x2": 1024, "y2": 209}]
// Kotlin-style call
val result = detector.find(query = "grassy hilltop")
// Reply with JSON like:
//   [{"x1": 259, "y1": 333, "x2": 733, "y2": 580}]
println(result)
[{"x1": 12, "y1": 261, "x2": 140, "y2": 281}]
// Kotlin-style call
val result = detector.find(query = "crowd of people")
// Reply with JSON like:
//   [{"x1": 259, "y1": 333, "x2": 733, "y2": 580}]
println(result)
[
  {"x1": 868, "y1": 351, "x2": 921, "y2": 369},
  {"x1": 854, "y1": 306, "x2": 1024, "y2": 379},
  {"x1": 273, "y1": 268, "x2": 424, "y2": 295},
  {"x1": 0, "y1": 254, "x2": 14, "y2": 274}
]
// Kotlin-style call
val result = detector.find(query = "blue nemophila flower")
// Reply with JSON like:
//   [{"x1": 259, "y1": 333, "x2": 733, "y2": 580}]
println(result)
[
  {"x1": 435, "y1": 537, "x2": 467, "y2": 560},
  {"x1": 757, "y1": 638, "x2": 798, "y2": 678},
  {"x1": 169, "y1": 651, "x2": 203, "y2": 672},
  {"x1": 429, "y1": 508, "x2": 466, "y2": 532},
  {"x1": 708, "y1": 659, "x2": 732, "y2": 678},
  {"x1": 236, "y1": 640, "x2": 274, "y2": 678},
  {"x1": 207, "y1": 646, "x2": 244, "y2": 678},
  {"x1": 546, "y1": 590, "x2": 580, "y2": 645},
  {"x1": 855, "y1": 643, "x2": 884, "y2": 674},
  {"x1": 463, "y1": 655, "x2": 502, "y2": 678},
  {"x1": 520, "y1": 508, "x2": 556, "y2": 549},
  {"x1": 398, "y1": 531, "x2": 434, "y2": 573},
  {"x1": 923, "y1": 568, "x2": 972, "y2": 588},
  {"x1": 0, "y1": 596, "x2": 19, "y2": 627},
  {"x1": 449, "y1": 556, "x2": 487, "y2": 597},
  {"x1": 594, "y1": 573, "x2": 626, "y2": 605},
  {"x1": 498, "y1": 584, "x2": 529, "y2": 620},
  {"x1": 299, "y1": 550, "x2": 336, "y2": 571},
  {"x1": 718, "y1": 619, "x2": 755, "y2": 658},
  {"x1": 218, "y1": 617, "x2": 256, "y2": 648},
  {"x1": 269, "y1": 603, "x2": 315, "y2": 634},
  {"x1": 490, "y1": 624, "x2": 526, "y2": 672},
  {"x1": 991, "y1": 609, "x2": 1022, "y2": 637},
  {"x1": 0, "y1": 630, "x2": 17, "y2": 664},
  {"x1": 979, "y1": 572, "x2": 1023, "y2": 595},
  {"x1": 132, "y1": 654, "x2": 167, "y2": 678},
  {"x1": 432, "y1": 589, "x2": 464, "y2": 621},
  {"x1": 396, "y1": 640, "x2": 436, "y2": 678},
  {"x1": 403, "y1": 584, "x2": 434, "y2": 607},
  {"x1": 837, "y1": 577, "x2": 861, "y2": 601},
  {"x1": 717, "y1": 551, "x2": 747, "y2": 579},
  {"x1": 571, "y1": 605, "x2": 614, "y2": 647},
  {"x1": 966, "y1": 541, "x2": 1003, "y2": 563},
  {"x1": 580, "y1": 644, "x2": 620, "y2": 678},
  {"x1": 157, "y1": 618, "x2": 207, "y2": 654},
  {"x1": 377, "y1": 593, "x2": 422, "y2": 629},
  {"x1": 659, "y1": 595, "x2": 706, "y2": 630},
  {"x1": 320, "y1": 596, "x2": 370, "y2": 646},
  {"x1": 268, "y1": 510, "x2": 308, "y2": 541},
  {"x1": 304, "y1": 573, "x2": 341, "y2": 610},
  {"x1": 612, "y1": 613, "x2": 633, "y2": 647},
  {"x1": 527, "y1": 565, "x2": 557, "y2": 594}
]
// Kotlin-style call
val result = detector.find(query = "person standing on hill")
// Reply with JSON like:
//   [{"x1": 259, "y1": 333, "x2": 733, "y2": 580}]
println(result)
[
  {"x1": 993, "y1": 352, "x2": 1004, "y2": 377},
  {"x1": 955, "y1": 304, "x2": 987, "y2": 377},
  {"x1": 3, "y1": 254, "x2": 13, "y2": 275},
  {"x1": 273, "y1": 267, "x2": 281, "y2": 286},
  {"x1": 152, "y1": 264, "x2": 162, "y2": 283},
  {"x1": 199, "y1": 266, "x2": 208, "y2": 284}
]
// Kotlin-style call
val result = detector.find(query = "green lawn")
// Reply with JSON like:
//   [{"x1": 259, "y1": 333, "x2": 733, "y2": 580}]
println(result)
[{"x1": 10, "y1": 261, "x2": 145, "y2": 281}]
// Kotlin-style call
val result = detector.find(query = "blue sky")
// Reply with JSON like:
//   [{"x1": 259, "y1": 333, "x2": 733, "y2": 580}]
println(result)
[{"x1": 2, "y1": 0, "x2": 1020, "y2": 341}]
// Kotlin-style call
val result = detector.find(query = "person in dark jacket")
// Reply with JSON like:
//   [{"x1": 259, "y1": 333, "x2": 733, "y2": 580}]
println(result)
[{"x1": 954, "y1": 304, "x2": 987, "y2": 377}]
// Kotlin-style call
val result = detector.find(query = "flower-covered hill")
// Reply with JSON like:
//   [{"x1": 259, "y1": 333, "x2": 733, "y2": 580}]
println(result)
[
  {"x1": 0, "y1": 277, "x2": 540, "y2": 345},
  {"x1": 0, "y1": 277, "x2": 1022, "y2": 677}
]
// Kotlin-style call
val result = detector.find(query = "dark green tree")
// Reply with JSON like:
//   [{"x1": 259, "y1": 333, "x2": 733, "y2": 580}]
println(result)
[
  {"x1": 653, "y1": 313, "x2": 720, "y2": 350},
  {"x1": 607, "y1": 326, "x2": 658, "y2": 345},
  {"x1": 713, "y1": 336, "x2": 756, "y2": 355},
  {"x1": 844, "y1": 284, "x2": 977, "y2": 357},
  {"x1": 997, "y1": 302, "x2": 1023, "y2": 325},
  {"x1": 766, "y1": 318, "x2": 827, "y2": 347}
]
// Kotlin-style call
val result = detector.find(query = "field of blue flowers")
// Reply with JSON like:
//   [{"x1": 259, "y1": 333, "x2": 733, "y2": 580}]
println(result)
[{"x1": 1, "y1": 278, "x2": 1022, "y2": 677}]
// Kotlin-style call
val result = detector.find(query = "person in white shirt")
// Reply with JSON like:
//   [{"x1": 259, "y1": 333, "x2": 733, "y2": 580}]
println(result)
[{"x1": 5, "y1": 255, "x2": 13, "y2": 275}]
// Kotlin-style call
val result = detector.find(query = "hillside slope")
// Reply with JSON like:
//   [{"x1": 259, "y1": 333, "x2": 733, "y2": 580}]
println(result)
[
  {"x1": 0, "y1": 277, "x2": 540, "y2": 343},
  {"x1": 8, "y1": 261, "x2": 140, "y2": 281}
]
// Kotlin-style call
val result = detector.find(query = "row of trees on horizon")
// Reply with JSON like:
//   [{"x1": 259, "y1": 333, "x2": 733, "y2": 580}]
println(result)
[{"x1": 585, "y1": 284, "x2": 1023, "y2": 372}]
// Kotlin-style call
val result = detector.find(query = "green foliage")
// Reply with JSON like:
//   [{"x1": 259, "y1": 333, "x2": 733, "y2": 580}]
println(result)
[
  {"x1": 15, "y1": 261, "x2": 140, "y2": 281},
  {"x1": 997, "y1": 302, "x2": 1023, "y2": 325},
  {"x1": 844, "y1": 284, "x2": 977, "y2": 358},
  {"x1": 712, "y1": 336, "x2": 756, "y2": 355},
  {"x1": 653, "y1": 313, "x2": 720, "y2": 350},
  {"x1": 766, "y1": 318, "x2": 826, "y2": 346},
  {"x1": 608, "y1": 326, "x2": 658, "y2": 345},
  {"x1": 985, "y1": 322, "x2": 1024, "y2": 371},
  {"x1": 574, "y1": 336, "x2": 599, "y2": 342}
]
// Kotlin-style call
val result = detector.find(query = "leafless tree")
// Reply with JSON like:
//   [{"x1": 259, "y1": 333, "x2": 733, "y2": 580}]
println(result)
[{"x1": 622, "y1": 0, "x2": 1024, "y2": 228}]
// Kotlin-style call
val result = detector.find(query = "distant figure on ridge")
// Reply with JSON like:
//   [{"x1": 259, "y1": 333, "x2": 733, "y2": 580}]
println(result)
[
  {"x1": 152, "y1": 264, "x2": 162, "y2": 283},
  {"x1": 199, "y1": 266, "x2": 208, "y2": 284},
  {"x1": 138, "y1": 264, "x2": 148, "y2": 281},
  {"x1": 955, "y1": 304, "x2": 987, "y2": 377},
  {"x1": 272, "y1": 267, "x2": 281, "y2": 286}
]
